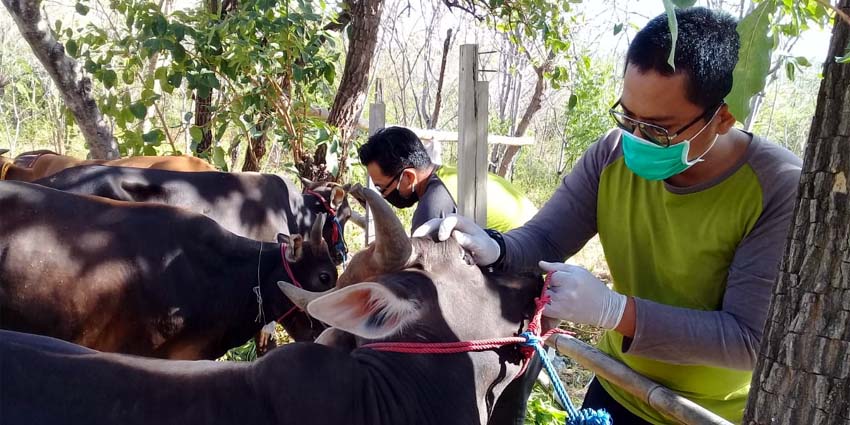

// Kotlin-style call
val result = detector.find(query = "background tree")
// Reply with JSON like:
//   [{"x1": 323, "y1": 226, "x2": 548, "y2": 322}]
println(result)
[
  {"x1": 744, "y1": 0, "x2": 850, "y2": 422},
  {"x1": 1, "y1": 0, "x2": 119, "y2": 158}
]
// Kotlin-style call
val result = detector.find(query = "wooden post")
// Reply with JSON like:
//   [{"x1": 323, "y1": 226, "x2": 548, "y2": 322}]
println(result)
[
  {"x1": 457, "y1": 44, "x2": 488, "y2": 226},
  {"x1": 547, "y1": 334, "x2": 732, "y2": 425},
  {"x1": 365, "y1": 79, "x2": 385, "y2": 245}
]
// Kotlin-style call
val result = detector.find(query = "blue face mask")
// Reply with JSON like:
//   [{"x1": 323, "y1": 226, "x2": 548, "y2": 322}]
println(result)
[{"x1": 621, "y1": 120, "x2": 718, "y2": 181}]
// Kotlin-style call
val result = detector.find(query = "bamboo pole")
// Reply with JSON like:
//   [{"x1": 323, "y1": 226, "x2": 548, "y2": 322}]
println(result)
[{"x1": 546, "y1": 334, "x2": 732, "y2": 425}]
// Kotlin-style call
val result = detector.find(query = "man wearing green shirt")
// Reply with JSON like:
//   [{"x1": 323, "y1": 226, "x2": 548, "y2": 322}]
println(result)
[{"x1": 417, "y1": 7, "x2": 801, "y2": 424}]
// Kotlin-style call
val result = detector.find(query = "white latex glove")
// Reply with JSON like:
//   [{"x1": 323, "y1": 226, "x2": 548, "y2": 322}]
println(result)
[
  {"x1": 413, "y1": 214, "x2": 501, "y2": 266},
  {"x1": 539, "y1": 261, "x2": 627, "y2": 330}
]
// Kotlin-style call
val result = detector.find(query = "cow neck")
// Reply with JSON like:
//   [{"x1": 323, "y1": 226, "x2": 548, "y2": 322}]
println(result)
[
  {"x1": 250, "y1": 241, "x2": 295, "y2": 326},
  {"x1": 349, "y1": 347, "x2": 517, "y2": 424}
]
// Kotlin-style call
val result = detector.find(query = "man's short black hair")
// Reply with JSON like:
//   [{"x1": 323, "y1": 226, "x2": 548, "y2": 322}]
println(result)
[
  {"x1": 358, "y1": 126, "x2": 432, "y2": 176},
  {"x1": 626, "y1": 7, "x2": 739, "y2": 109}
]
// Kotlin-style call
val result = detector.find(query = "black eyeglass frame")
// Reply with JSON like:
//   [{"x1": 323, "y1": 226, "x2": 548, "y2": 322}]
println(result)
[
  {"x1": 608, "y1": 100, "x2": 723, "y2": 147},
  {"x1": 374, "y1": 167, "x2": 409, "y2": 195}
]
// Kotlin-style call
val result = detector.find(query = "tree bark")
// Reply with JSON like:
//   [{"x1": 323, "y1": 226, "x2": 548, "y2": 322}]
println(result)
[
  {"x1": 241, "y1": 118, "x2": 267, "y2": 171},
  {"x1": 743, "y1": 1, "x2": 850, "y2": 423},
  {"x1": 316, "y1": 0, "x2": 384, "y2": 182},
  {"x1": 2, "y1": 0, "x2": 119, "y2": 159},
  {"x1": 428, "y1": 28, "x2": 452, "y2": 130},
  {"x1": 495, "y1": 56, "x2": 551, "y2": 177}
]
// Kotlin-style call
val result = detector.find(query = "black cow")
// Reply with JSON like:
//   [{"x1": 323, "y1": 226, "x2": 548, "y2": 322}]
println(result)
[
  {"x1": 0, "y1": 181, "x2": 337, "y2": 358},
  {"x1": 0, "y1": 184, "x2": 543, "y2": 425},
  {"x1": 34, "y1": 165, "x2": 352, "y2": 265}
]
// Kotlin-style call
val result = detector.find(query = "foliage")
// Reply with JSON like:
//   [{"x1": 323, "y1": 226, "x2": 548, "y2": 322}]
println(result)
[
  {"x1": 511, "y1": 58, "x2": 616, "y2": 207},
  {"x1": 726, "y1": 0, "x2": 831, "y2": 122},
  {"x1": 59, "y1": 0, "x2": 342, "y2": 163}
]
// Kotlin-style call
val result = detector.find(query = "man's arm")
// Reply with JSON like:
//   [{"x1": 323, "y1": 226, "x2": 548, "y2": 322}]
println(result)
[{"x1": 500, "y1": 130, "x2": 620, "y2": 273}]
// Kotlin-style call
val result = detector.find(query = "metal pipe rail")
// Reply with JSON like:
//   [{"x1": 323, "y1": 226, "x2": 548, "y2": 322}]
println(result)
[{"x1": 546, "y1": 333, "x2": 733, "y2": 425}]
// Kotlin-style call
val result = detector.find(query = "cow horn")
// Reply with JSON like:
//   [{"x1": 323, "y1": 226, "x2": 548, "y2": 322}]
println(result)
[
  {"x1": 349, "y1": 183, "x2": 412, "y2": 270},
  {"x1": 277, "y1": 281, "x2": 335, "y2": 310},
  {"x1": 348, "y1": 210, "x2": 366, "y2": 229},
  {"x1": 310, "y1": 213, "x2": 328, "y2": 245}
]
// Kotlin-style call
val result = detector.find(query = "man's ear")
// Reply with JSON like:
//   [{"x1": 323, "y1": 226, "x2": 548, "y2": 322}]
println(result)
[
  {"x1": 401, "y1": 168, "x2": 418, "y2": 190},
  {"x1": 307, "y1": 282, "x2": 419, "y2": 340},
  {"x1": 716, "y1": 103, "x2": 736, "y2": 134},
  {"x1": 331, "y1": 186, "x2": 346, "y2": 208}
]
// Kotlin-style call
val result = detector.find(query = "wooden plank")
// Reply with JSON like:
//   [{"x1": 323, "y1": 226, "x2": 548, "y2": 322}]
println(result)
[
  {"x1": 473, "y1": 80, "x2": 488, "y2": 226},
  {"x1": 457, "y1": 44, "x2": 478, "y2": 222},
  {"x1": 306, "y1": 108, "x2": 534, "y2": 146}
]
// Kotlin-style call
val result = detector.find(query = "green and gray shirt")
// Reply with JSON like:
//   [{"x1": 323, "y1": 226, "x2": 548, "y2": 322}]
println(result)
[{"x1": 501, "y1": 129, "x2": 802, "y2": 424}]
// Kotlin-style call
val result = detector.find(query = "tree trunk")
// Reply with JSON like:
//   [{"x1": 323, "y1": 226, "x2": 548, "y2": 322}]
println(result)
[
  {"x1": 316, "y1": 0, "x2": 384, "y2": 182},
  {"x1": 192, "y1": 0, "x2": 236, "y2": 156},
  {"x1": 428, "y1": 28, "x2": 452, "y2": 130},
  {"x1": 241, "y1": 119, "x2": 267, "y2": 171},
  {"x1": 2, "y1": 0, "x2": 119, "y2": 159},
  {"x1": 495, "y1": 56, "x2": 552, "y2": 177},
  {"x1": 743, "y1": 1, "x2": 850, "y2": 423}
]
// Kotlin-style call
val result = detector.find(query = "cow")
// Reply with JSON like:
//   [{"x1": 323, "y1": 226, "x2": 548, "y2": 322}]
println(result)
[
  {"x1": 32, "y1": 164, "x2": 352, "y2": 265},
  {"x1": 2, "y1": 149, "x2": 216, "y2": 181},
  {"x1": 0, "y1": 181, "x2": 338, "y2": 359},
  {"x1": 0, "y1": 183, "x2": 544, "y2": 425}
]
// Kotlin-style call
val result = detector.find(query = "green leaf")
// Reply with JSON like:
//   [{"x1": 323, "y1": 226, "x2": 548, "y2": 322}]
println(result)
[
  {"x1": 143, "y1": 129, "x2": 165, "y2": 145},
  {"x1": 795, "y1": 56, "x2": 811, "y2": 67},
  {"x1": 212, "y1": 147, "x2": 228, "y2": 171},
  {"x1": 102, "y1": 69, "x2": 118, "y2": 89},
  {"x1": 183, "y1": 112, "x2": 193, "y2": 123},
  {"x1": 785, "y1": 60, "x2": 795, "y2": 81},
  {"x1": 662, "y1": 0, "x2": 678, "y2": 71},
  {"x1": 613, "y1": 23, "x2": 623, "y2": 35},
  {"x1": 129, "y1": 102, "x2": 147, "y2": 119},
  {"x1": 567, "y1": 94, "x2": 578, "y2": 110},
  {"x1": 167, "y1": 72, "x2": 183, "y2": 88},
  {"x1": 66, "y1": 39, "x2": 78, "y2": 57},
  {"x1": 189, "y1": 126, "x2": 204, "y2": 142},
  {"x1": 75, "y1": 2, "x2": 89, "y2": 15},
  {"x1": 726, "y1": 0, "x2": 776, "y2": 122}
]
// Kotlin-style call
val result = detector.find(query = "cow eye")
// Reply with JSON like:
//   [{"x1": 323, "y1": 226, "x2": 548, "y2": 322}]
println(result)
[{"x1": 319, "y1": 272, "x2": 331, "y2": 285}]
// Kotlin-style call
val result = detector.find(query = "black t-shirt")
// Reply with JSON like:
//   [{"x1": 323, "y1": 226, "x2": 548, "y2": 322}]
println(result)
[{"x1": 411, "y1": 170, "x2": 457, "y2": 232}]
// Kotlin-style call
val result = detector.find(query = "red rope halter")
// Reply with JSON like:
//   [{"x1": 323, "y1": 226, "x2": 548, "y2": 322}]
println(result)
[
  {"x1": 274, "y1": 243, "x2": 304, "y2": 323},
  {"x1": 362, "y1": 273, "x2": 573, "y2": 378}
]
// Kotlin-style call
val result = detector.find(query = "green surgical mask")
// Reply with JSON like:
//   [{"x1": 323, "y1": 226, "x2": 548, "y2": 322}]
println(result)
[{"x1": 621, "y1": 121, "x2": 718, "y2": 181}]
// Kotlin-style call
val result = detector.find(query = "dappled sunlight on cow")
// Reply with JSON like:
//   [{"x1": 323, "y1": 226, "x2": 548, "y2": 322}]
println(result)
[
  {"x1": 0, "y1": 181, "x2": 337, "y2": 358},
  {"x1": 34, "y1": 165, "x2": 352, "y2": 265},
  {"x1": 1, "y1": 183, "x2": 543, "y2": 425}
]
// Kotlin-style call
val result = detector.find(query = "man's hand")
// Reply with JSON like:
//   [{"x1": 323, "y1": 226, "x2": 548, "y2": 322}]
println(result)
[
  {"x1": 539, "y1": 261, "x2": 627, "y2": 330},
  {"x1": 413, "y1": 214, "x2": 501, "y2": 266}
]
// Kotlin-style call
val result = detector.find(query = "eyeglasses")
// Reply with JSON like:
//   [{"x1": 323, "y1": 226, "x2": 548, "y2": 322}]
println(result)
[
  {"x1": 374, "y1": 168, "x2": 407, "y2": 194},
  {"x1": 609, "y1": 100, "x2": 723, "y2": 147}
]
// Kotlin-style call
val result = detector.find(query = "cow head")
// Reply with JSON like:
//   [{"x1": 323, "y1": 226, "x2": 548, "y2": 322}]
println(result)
[
  {"x1": 265, "y1": 215, "x2": 338, "y2": 341},
  {"x1": 301, "y1": 180, "x2": 351, "y2": 266},
  {"x1": 279, "y1": 185, "x2": 541, "y2": 417}
]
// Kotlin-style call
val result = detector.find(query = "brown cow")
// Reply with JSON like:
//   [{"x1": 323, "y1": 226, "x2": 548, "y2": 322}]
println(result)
[
  {"x1": 0, "y1": 184, "x2": 543, "y2": 425},
  {"x1": 0, "y1": 181, "x2": 337, "y2": 359},
  {"x1": 1, "y1": 149, "x2": 215, "y2": 182}
]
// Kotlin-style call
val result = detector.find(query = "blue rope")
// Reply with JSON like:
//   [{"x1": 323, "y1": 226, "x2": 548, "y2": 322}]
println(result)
[
  {"x1": 333, "y1": 216, "x2": 347, "y2": 263},
  {"x1": 520, "y1": 332, "x2": 612, "y2": 425}
]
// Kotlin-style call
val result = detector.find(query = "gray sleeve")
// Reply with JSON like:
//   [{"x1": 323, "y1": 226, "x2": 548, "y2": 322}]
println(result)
[
  {"x1": 412, "y1": 180, "x2": 457, "y2": 232},
  {"x1": 500, "y1": 130, "x2": 621, "y2": 273},
  {"x1": 626, "y1": 140, "x2": 802, "y2": 369}
]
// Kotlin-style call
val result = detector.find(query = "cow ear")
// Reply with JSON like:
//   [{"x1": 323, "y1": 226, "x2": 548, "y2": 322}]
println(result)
[
  {"x1": 276, "y1": 233, "x2": 290, "y2": 244},
  {"x1": 330, "y1": 186, "x2": 346, "y2": 208},
  {"x1": 307, "y1": 282, "x2": 419, "y2": 340},
  {"x1": 284, "y1": 234, "x2": 304, "y2": 262}
]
